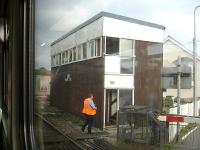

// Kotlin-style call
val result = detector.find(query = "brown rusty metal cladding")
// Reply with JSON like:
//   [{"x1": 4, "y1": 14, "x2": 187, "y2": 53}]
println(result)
[
  {"x1": 51, "y1": 57, "x2": 105, "y2": 129},
  {"x1": 134, "y1": 41, "x2": 163, "y2": 111}
]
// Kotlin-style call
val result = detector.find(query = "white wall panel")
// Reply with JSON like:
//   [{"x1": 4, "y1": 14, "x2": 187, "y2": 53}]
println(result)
[
  {"x1": 104, "y1": 74, "x2": 134, "y2": 89},
  {"x1": 51, "y1": 17, "x2": 104, "y2": 55},
  {"x1": 105, "y1": 56, "x2": 120, "y2": 74},
  {"x1": 103, "y1": 17, "x2": 164, "y2": 43}
]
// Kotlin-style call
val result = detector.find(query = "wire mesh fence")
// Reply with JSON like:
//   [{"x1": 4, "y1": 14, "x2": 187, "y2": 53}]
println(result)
[
  {"x1": 117, "y1": 105, "x2": 168, "y2": 145},
  {"x1": 117, "y1": 105, "x2": 200, "y2": 150}
]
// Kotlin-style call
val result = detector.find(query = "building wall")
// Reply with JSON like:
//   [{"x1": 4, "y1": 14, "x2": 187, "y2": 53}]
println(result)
[
  {"x1": 104, "y1": 55, "x2": 134, "y2": 89},
  {"x1": 50, "y1": 57, "x2": 105, "y2": 129},
  {"x1": 103, "y1": 17, "x2": 164, "y2": 43},
  {"x1": 134, "y1": 41, "x2": 163, "y2": 110},
  {"x1": 50, "y1": 14, "x2": 165, "y2": 128},
  {"x1": 163, "y1": 39, "x2": 200, "y2": 98}
]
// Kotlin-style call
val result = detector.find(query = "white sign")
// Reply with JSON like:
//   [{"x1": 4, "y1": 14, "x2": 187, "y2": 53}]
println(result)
[{"x1": 65, "y1": 74, "x2": 72, "y2": 82}]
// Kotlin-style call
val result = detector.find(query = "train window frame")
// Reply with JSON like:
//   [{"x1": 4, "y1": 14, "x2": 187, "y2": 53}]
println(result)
[
  {"x1": 0, "y1": 0, "x2": 40, "y2": 149},
  {"x1": 28, "y1": 0, "x2": 200, "y2": 149}
]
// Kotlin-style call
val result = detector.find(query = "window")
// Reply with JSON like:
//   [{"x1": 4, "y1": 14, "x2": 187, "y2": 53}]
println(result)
[
  {"x1": 82, "y1": 43, "x2": 87, "y2": 59},
  {"x1": 53, "y1": 56, "x2": 56, "y2": 66},
  {"x1": 120, "y1": 39, "x2": 134, "y2": 74},
  {"x1": 62, "y1": 52, "x2": 65, "y2": 64},
  {"x1": 69, "y1": 50, "x2": 72, "y2": 62},
  {"x1": 106, "y1": 37, "x2": 119, "y2": 54},
  {"x1": 55, "y1": 39, "x2": 101, "y2": 65},
  {"x1": 65, "y1": 51, "x2": 68, "y2": 63},
  {"x1": 119, "y1": 90, "x2": 132, "y2": 108},
  {"x1": 89, "y1": 40, "x2": 95, "y2": 57},
  {"x1": 120, "y1": 39, "x2": 133, "y2": 57},
  {"x1": 73, "y1": 47, "x2": 77, "y2": 61},
  {"x1": 59, "y1": 53, "x2": 61, "y2": 65},
  {"x1": 56, "y1": 55, "x2": 59, "y2": 65},
  {"x1": 120, "y1": 57, "x2": 133, "y2": 74},
  {"x1": 77, "y1": 45, "x2": 82, "y2": 60},
  {"x1": 96, "y1": 38, "x2": 101, "y2": 56},
  {"x1": 51, "y1": 56, "x2": 54, "y2": 66}
]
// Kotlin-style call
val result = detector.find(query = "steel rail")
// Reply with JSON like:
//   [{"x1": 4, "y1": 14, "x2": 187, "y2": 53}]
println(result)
[{"x1": 35, "y1": 113, "x2": 87, "y2": 150}]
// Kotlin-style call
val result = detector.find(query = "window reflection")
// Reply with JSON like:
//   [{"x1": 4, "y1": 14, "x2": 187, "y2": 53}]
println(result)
[
  {"x1": 119, "y1": 90, "x2": 132, "y2": 108},
  {"x1": 73, "y1": 47, "x2": 76, "y2": 61},
  {"x1": 82, "y1": 43, "x2": 87, "y2": 59},
  {"x1": 33, "y1": 1, "x2": 199, "y2": 149},
  {"x1": 106, "y1": 37, "x2": 119, "y2": 55},
  {"x1": 120, "y1": 57, "x2": 133, "y2": 74},
  {"x1": 51, "y1": 38, "x2": 102, "y2": 67},
  {"x1": 120, "y1": 39, "x2": 133, "y2": 57},
  {"x1": 134, "y1": 41, "x2": 163, "y2": 110}
]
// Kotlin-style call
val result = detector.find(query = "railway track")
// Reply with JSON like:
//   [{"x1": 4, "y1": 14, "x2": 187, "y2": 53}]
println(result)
[
  {"x1": 35, "y1": 113, "x2": 119, "y2": 150},
  {"x1": 36, "y1": 114, "x2": 85, "y2": 150},
  {"x1": 42, "y1": 124, "x2": 81, "y2": 150}
]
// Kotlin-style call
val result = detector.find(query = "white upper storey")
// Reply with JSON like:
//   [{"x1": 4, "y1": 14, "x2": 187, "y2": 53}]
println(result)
[{"x1": 51, "y1": 12, "x2": 165, "y2": 56}]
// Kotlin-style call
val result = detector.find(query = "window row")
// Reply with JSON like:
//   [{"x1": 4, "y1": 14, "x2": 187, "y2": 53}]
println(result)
[{"x1": 52, "y1": 38, "x2": 101, "y2": 67}]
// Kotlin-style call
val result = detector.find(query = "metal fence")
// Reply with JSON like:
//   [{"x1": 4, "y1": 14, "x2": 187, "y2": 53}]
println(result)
[
  {"x1": 117, "y1": 105, "x2": 200, "y2": 150},
  {"x1": 117, "y1": 105, "x2": 168, "y2": 146}
]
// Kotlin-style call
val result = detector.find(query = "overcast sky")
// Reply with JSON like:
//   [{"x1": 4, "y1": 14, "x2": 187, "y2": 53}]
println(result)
[{"x1": 35, "y1": 0, "x2": 200, "y2": 69}]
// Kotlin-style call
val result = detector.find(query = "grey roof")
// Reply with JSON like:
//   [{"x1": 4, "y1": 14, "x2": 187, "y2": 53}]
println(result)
[{"x1": 51, "y1": 11, "x2": 165, "y2": 46}]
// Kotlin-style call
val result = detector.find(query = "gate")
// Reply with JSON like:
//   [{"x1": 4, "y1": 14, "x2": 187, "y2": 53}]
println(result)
[
  {"x1": 117, "y1": 105, "x2": 168, "y2": 147},
  {"x1": 117, "y1": 106, "x2": 200, "y2": 149}
]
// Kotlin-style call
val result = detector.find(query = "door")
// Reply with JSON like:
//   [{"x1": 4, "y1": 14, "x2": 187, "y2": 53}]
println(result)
[{"x1": 105, "y1": 89, "x2": 118, "y2": 126}]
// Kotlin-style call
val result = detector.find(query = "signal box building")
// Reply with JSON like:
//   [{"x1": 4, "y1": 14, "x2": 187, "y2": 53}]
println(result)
[{"x1": 50, "y1": 12, "x2": 165, "y2": 129}]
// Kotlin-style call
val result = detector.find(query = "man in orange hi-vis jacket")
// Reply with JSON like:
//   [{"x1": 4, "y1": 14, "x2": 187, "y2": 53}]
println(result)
[{"x1": 81, "y1": 93, "x2": 97, "y2": 134}]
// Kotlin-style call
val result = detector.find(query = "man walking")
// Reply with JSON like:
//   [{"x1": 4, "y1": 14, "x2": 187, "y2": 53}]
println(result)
[{"x1": 81, "y1": 93, "x2": 97, "y2": 134}]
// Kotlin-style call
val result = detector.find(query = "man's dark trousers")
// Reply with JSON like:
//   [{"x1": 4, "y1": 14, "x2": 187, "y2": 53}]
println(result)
[{"x1": 82, "y1": 114, "x2": 94, "y2": 134}]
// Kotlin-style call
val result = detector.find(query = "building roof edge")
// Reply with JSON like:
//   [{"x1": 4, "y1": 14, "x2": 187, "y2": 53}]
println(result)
[
  {"x1": 165, "y1": 35, "x2": 200, "y2": 60},
  {"x1": 51, "y1": 11, "x2": 165, "y2": 46}
]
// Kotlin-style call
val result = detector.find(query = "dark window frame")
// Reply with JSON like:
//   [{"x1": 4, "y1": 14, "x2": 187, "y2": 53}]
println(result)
[{"x1": 106, "y1": 36, "x2": 119, "y2": 55}]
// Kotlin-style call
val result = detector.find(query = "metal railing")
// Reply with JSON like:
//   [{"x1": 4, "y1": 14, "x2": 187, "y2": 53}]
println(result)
[
  {"x1": 117, "y1": 105, "x2": 200, "y2": 150},
  {"x1": 117, "y1": 106, "x2": 168, "y2": 145}
]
